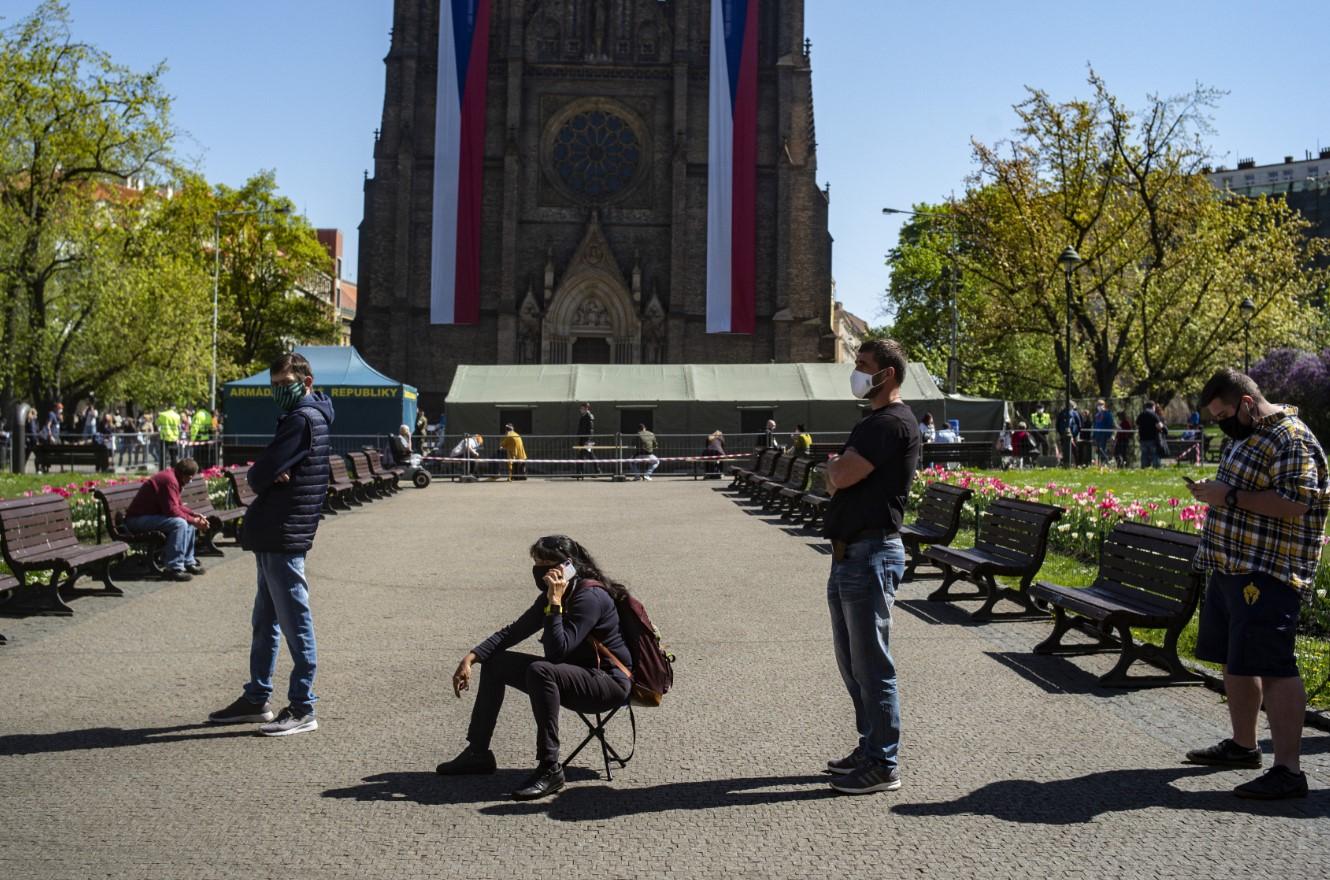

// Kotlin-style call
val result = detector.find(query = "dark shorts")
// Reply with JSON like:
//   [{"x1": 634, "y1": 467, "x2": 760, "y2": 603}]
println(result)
[{"x1": 1194, "y1": 571, "x2": 1301, "y2": 678}]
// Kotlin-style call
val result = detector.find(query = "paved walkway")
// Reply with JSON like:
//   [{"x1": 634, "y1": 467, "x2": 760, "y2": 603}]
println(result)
[{"x1": 1, "y1": 478, "x2": 1326, "y2": 879}]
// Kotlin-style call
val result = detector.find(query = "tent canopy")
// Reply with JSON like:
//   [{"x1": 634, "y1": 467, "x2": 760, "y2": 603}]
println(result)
[
  {"x1": 445, "y1": 363, "x2": 943, "y2": 437},
  {"x1": 223, "y1": 346, "x2": 417, "y2": 438}
]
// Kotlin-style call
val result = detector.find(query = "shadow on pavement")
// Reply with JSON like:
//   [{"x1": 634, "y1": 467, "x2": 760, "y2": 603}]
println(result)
[
  {"x1": 322, "y1": 773, "x2": 837, "y2": 819},
  {"x1": 892, "y1": 766, "x2": 1328, "y2": 822},
  {"x1": 983, "y1": 650, "x2": 1131, "y2": 697},
  {"x1": 0, "y1": 723, "x2": 256, "y2": 755}
]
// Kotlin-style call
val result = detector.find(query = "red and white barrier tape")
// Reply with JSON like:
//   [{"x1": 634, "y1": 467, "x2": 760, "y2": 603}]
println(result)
[{"x1": 421, "y1": 453, "x2": 751, "y2": 465}]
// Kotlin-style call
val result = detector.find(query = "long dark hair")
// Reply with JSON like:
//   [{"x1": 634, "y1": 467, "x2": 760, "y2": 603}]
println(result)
[{"x1": 530, "y1": 535, "x2": 629, "y2": 603}]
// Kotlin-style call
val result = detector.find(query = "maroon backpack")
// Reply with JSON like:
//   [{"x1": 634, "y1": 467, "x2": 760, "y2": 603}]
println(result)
[{"x1": 585, "y1": 580, "x2": 675, "y2": 706}]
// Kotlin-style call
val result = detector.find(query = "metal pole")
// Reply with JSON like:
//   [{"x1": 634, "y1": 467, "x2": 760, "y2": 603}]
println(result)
[
  {"x1": 1244, "y1": 321, "x2": 1250, "y2": 372},
  {"x1": 948, "y1": 266, "x2": 959, "y2": 394},
  {"x1": 212, "y1": 217, "x2": 221, "y2": 413},
  {"x1": 1064, "y1": 269, "x2": 1073, "y2": 413}
]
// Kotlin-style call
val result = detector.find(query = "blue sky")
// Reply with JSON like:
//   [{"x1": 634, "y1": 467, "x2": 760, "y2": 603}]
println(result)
[{"x1": 43, "y1": 0, "x2": 1327, "y2": 326}]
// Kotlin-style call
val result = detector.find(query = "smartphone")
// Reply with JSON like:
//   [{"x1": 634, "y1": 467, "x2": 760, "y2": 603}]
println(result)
[
  {"x1": 1182, "y1": 476, "x2": 1197, "y2": 486},
  {"x1": 559, "y1": 560, "x2": 577, "y2": 581}
]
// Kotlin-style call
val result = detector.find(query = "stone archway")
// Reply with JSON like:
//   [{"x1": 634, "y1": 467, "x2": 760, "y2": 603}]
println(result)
[{"x1": 541, "y1": 213, "x2": 641, "y2": 363}]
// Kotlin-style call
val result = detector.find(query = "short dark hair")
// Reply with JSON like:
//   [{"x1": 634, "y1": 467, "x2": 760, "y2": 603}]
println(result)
[
  {"x1": 270, "y1": 352, "x2": 312, "y2": 382},
  {"x1": 1200, "y1": 368, "x2": 1262, "y2": 408},
  {"x1": 638, "y1": 423, "x2": 647, "y2": 430},
  {"x1": 858, "y1": 338, "x2": 908, "y2": 385},
  {"x1": 796, "y1": 423, "x2": 805, "y2": 431},
  {"x1": 173, "y1": 458, "x2": 200, "y2": 480}
]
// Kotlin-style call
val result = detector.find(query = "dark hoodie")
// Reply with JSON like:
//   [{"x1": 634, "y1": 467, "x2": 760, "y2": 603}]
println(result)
[{"x1": 241, "y1": 392, "x2": 334, "y2": 554}]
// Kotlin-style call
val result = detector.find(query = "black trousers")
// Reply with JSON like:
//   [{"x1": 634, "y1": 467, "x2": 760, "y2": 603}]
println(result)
[{"x1": 467, "y1": 651, "x2": 630, "y2": 763}]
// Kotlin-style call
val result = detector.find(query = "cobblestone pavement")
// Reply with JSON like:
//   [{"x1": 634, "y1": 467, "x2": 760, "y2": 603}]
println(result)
[{"x1": 1, "y1": 478, "x2": 1326, "y2": 879}]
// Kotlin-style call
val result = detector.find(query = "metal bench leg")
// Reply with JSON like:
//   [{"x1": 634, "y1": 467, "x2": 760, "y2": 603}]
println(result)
[
  {"x1": 1032, "y1": 606, "x2": 1079, "y2": 653},
  {"x1": 927, "y1": 567, "x2": 981, "y2": 602},
  {"x1": 99, "y1": 559, "x2": 125, "y2": 596}
]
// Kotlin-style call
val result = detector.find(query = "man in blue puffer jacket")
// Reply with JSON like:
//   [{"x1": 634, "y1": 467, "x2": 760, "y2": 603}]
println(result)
[{"x1": 208, "y1": 352, "x2": 334, "y2": 736}]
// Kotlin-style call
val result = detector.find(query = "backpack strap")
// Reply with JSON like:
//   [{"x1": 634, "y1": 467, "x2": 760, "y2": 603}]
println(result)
[{"x1": 581, "y1": 579, "x2": 633, "y2": 681}]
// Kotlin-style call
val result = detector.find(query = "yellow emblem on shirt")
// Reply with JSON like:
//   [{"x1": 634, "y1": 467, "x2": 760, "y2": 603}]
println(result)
[{"x1": 1242, "y1": 583, "x2": 1261, "y2": 606}]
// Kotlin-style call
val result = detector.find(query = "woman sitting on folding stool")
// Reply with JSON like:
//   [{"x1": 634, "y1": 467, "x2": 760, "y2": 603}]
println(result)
[{"x1": 437, "y1": 534, "x2": 632, "y2": 800}]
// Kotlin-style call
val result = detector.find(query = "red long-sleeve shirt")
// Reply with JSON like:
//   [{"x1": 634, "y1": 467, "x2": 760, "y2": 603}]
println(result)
[{"x1": 125, "y1": 469, "x2": 198, "y2": 521}]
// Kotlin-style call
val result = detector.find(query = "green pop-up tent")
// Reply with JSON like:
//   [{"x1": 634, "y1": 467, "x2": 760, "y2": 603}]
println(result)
[{"x1": 222, "y1": 346, "x2": 417, "y2": 441}]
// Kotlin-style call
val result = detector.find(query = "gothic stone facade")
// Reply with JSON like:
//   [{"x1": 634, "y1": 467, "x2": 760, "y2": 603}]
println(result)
[{"x1": 354, "y1": 0, "x2": 834, "y2": 411}]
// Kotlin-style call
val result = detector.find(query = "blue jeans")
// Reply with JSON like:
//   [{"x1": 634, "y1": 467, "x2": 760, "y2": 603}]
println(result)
[
  {"x1": 630, "y1": 454, "x2": 659, "y2": 478},
  {"x1": 124, "y1": 514, "x2": 196, "y2": 572},
  {"x1": 827, "y1": 535, "x2": 905, "y2": 768},
  {"x1": 243, "y1": 552, "x2": 318, "y2": 714}
]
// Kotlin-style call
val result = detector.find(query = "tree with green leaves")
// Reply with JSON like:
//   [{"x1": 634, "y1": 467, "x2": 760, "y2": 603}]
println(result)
[{"x1": 883, "y1": 71, "x2": 1327, "y2": 402}]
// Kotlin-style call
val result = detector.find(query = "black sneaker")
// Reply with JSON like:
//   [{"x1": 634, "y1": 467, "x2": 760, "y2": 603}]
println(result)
[
  {"x1": 207, "y1": 696, "x2": 274, "y2": 724},
  {"x1": 185, "y1": 563, "x2": 205, "y2": 575},
  {"x1": 435, "y1": 746, "x2": 497, "y2": 776},
  {"x1": 826, "y1": 749, "x2": 864, "y2": 776},
  {"x1": 164, "y1": 569, "x2": 193, "y2": 582},
  {"x1": 830, "y1": 761, "x2": 901, "y2": 795},
  {"x1": 1234, "y1": 765, "x2": 1309, "y2": 800},
  {"x1": 511, "y1": 761, "x2": 565, "y2": 800},
  {"x1": 1184, "y1": 738, "x2": 1262, "y2": 769}
]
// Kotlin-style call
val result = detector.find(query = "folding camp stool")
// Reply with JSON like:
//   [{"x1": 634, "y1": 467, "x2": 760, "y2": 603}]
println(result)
[{"x1": 561, "y1": 701, "x2": 636, "y2": 781}]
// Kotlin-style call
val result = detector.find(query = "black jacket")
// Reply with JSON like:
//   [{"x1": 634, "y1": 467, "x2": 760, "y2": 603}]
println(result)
[
  {"x1": 241, "y1": 393, "x2": 334, "y2": 554},
  {"x1": 472, "y1": 579, "x2": 632, "y2": 676},
  {"x1": 577, "y1": 411, "x2": 595, "y2": 443}
]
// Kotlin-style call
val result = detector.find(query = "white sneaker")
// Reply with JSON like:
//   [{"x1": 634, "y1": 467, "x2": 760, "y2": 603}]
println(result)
[
  {"x1": 258, "y1": 706, "x2": 318, "y2": 737},
  {"x1": 643, "y1": 475, "x2": 653, "y2": 481}
]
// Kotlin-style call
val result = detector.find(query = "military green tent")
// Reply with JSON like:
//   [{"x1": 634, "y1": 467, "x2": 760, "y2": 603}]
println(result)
[{"x1": 444, "y1": 362, "x2": 944, "y2": 437}]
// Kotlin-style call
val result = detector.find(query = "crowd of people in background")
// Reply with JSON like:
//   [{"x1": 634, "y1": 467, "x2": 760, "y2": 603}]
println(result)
[{"x1": 2, "y1": 400, "x2": 222, "y2": 472}]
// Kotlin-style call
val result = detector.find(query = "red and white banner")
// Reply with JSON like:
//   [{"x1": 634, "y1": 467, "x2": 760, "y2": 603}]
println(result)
[
  {"x1": 706, "y1": 0, "x2": 758, "y2": 335},
  {"x1": 430, "y1": 0, "x2": 491, "y2": 325}
]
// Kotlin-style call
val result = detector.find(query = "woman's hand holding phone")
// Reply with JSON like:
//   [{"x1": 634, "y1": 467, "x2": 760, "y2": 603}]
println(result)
[{"x1": 544, "y1": 560, "x2": 575, "y2": 607}]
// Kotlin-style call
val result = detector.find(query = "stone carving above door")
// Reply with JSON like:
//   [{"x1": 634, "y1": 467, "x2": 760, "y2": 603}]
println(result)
[{"x1": 541, "y1": 212, "x2": 641, "y2": 364}]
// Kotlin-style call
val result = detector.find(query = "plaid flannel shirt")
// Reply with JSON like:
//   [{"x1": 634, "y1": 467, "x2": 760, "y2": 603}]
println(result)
[{"x1": 1197, "y1": 407, "x2": 1329, "y2": 591}]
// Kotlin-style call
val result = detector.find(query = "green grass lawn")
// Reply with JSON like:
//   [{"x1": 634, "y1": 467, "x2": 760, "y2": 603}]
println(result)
[{"x1": 974, "y1": 463, "x2": 1216, "y2": 501}]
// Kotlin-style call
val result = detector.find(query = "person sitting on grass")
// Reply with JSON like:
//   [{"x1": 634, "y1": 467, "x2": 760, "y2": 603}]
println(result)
[
  {"x1": 124, "y1": 458, "x2": 209, "y2": 582},
  {"x1": 437, "y1": 535, "x2": 633, "y2": 801}
]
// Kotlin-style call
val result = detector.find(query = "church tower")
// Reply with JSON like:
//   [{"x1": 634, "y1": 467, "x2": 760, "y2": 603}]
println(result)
[{"x1": 354, "y1": 0, "x2": 834, "y2": 411}]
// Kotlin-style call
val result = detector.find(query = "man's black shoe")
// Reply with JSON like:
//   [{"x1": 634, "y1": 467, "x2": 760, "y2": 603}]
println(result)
[
  {"x1": 511, "y1": 761, "x2": 565, "y2": 800},
  {"x1": 1233, "y1": 765, "x2": 1308, "y2": 800},
  {"x1": 1184, "y1": 738, "x2": 1262, "y2": 769},
  {"x1": 435, "y1": 746, "x2": 497, "y2": 776},
  {"x1": 164, "y1": 569, "x2": 193, "y2": 582},
  {"x1": 185, "y1": 563, "x2": 206, "y2": 575}
]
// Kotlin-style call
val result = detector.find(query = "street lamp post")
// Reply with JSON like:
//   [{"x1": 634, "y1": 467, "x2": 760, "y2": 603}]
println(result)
[
  {"x1": 1239, "y1": 296, "x2": 1256, "y2": 372},
  {"x1": 211, "y1": 207, "x2": 290, "y2": 412},
  {"x1": 1058, "y1": 246, "x2": 1082, "y2": 466},
  {"x1": 882, "y1": 206, "x2": 960, "y2": 392}
]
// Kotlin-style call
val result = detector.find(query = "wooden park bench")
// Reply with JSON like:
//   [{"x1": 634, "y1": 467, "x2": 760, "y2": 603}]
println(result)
[
  {"x1": 748, "y1": 450, "x2": 798, "y2": 501},
  {"x1": 731, "y1": 448, "x2": 778, "y2": 492},
  {"x1": 328, "y1": 456, "x2": 366, "y2": 509},
  {"x1": 797, "y1": 464, "x2": 831, "y2": 526},
  {"x1": 225, "y1": 466, "x2": 258, "y2": 509},
  {"x1": 0, "y1": 573, "x2": 16, "y2": 643},
  {"x1": 347, "y1": 452, "x2": 394, "y2": 497},
  {"x1": 919, "y1": 441, "x2": 996, "y2": 470},
  {"x1": 1029, "y1": 522, "x2": 1204, "y2": 687},
  {"x1": 93, "y1": 482, "x2": 168, "y2": 576},
  {"x1": 924, "y1": 498, "x2": 1064, "y2": 620},
  {"x1": 180, "y1": 478, "x2": 244, "y2": 555},
  {"x1": 0, "y1": 495, "x2": 128, "y2": 616},
  {"x1": 773, "y1": 457, "x2": 815, "y2": 515},
  {"x1": 364, "y1": 449, "x2": 403, "y2": 491},
  {"x1": 33, "y1": 442, "x2": 112, "y2": 473},
  {"x1": 726, "y1": 449, "x2": 763, "y2": 482},
  {"x1": 900, "y1": 483, "x2": 974, "y2": 582}
]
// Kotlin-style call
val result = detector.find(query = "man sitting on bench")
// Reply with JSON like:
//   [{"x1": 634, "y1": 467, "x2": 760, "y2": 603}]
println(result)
[{"x1": 124, "y1": 458, "x2": 209, "y2": 582}]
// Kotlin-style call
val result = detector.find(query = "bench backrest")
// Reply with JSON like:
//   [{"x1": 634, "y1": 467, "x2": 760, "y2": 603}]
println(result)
[
  {"x1": 974, "y1": 498, "x2": 1064, "y2": 567},
  {"x1": 808, "y1": 443, "x2": 840, "y2": 459},
  {"x1": 93, "y1": 483, "x2": 147, "y2": 539},
  {"x1": 912, "y1": 483, "x2": 974, "y2": 541},
  {"x1": 329, "y1": 455, "x2": 356, "y2": 487},
  {"x1": 180, "y1": 478, "x2": 218, "y2": 517},
  {"x1": 784, "y1": 458, "x2": 812, "y2": 491},
  {"x1": 805, "y1": 463, "x2": 829, "y2": 499},
  {"x1": 226, "y1": 467, "x2": 258, "y2": 507},
  {"x1": 1094, "y1": 522, "x2": 1202, "y2": 614},
  {"x1": 767, "y1": 450, "x2": 798, "y2": 484},
  {"x1": 0, "y1": 495, "x2": 79, "y2": 562},
  {"x1": 748, "y1": 448, "x2": 778, "y2": 477},
  {"x1": 346, "y1": 452, "x2": 375, "y2": 481},
  {"x1": 364, "y1": 449, "x2": 385, "y2": 475}
]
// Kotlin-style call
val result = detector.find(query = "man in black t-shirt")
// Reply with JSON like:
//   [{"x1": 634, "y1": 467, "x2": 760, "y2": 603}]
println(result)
[{"x1": 821, "y1": 338, "x2": 920, "y2": 796}]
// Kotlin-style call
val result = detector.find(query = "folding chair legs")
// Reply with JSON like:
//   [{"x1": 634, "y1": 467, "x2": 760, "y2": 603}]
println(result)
[{"x1": 561, "y1": 703, "x2": 636, "y2": 782}]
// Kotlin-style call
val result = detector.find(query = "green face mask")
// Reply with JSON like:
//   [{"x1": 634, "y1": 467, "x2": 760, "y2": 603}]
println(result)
[{"x1": 272, "y1": 380, "x2": 306, "y2": 412}]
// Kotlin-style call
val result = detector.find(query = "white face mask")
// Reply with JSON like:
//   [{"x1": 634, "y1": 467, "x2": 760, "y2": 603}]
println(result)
[{"x1": 850, "y1": 368, "x2": 884, "y2": 399}]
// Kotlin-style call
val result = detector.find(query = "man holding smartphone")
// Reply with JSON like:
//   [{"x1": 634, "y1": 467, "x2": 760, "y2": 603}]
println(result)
[
  {"x1": 821, "y1": 339, "x2": 920, "y2": 795},
  {"x1": 1184, "y1": 368, "x2": 1327, "y2": 799}
]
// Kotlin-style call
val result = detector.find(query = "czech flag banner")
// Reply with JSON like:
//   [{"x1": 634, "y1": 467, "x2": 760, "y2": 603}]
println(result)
[
  {"x1": 706, "y1": 0, "x2": 758, "y2": 335},
  {"x1": 430, "y1": 0, "x2": 491, "y2": 325}
]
